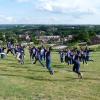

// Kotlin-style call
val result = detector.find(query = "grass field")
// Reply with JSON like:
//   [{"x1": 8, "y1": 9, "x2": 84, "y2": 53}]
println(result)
[{"x1": 0, "y1": 50, "x2": 100, "y2": 100}]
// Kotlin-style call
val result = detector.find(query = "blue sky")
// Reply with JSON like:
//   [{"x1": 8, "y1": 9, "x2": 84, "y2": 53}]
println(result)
[{"x1": 0, "y1": 0, "x2": 100, "y2": 24}]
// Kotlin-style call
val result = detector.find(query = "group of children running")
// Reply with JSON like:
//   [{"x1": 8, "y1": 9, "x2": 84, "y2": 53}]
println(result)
[
  {"x1": 59, "y1": 47, "x2": 94, "y2": 78},
  {"x1": 29, "y1": 45, "x2": 54, "y2": 75},
  {"x1": 0, "y1": 41, "x2": 94, "y2": 78},
  {"x1": 0, "y1": 42, "x2": 54, "y2": 75}
]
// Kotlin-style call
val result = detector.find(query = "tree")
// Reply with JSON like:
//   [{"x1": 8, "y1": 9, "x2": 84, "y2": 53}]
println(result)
[
  {"x1": 0, "y1": 32, "x2": 5, "y2": 42},
  {"x1": 77, "y1": 32, "x2": 90, "y2": 42}
]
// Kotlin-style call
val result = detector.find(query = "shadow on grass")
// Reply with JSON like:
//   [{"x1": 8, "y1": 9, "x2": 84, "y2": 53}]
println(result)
[
  {"x1": 27, "y1": 69, "x2": 49, "y2": 73},
  {"x1": 9, "y1": 65, "x2": 30, "y2": 68},
  {"x1": 53, "y1": 64, "x2": 68, "y2": 68},
  {"x1": 0, "y1": 73, "x2": 100, "y2": 82},
  {"x1": 81, "y1": 70, "x2": 100, "y2": 73},
  {"x1": 0, "y1": 68, "x2": 47, "y2": 73},
  {"x1": 83, "y1": 77, "x2": 100, "y2": 81},
  {"x1": 0, "y1": 67, "x2": 59, "y2": 73},
  {"x1": 0, "y1": 73, "x2": 78, "y2": 82}
]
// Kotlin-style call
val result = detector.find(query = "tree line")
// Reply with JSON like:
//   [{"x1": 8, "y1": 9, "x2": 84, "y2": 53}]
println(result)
[{"x1": 0, "y1": 25, "x2": 99, "y2": 44}]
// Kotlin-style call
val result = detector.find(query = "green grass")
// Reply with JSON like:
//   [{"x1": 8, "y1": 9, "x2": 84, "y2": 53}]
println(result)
[{"x1": 0, "y1": 50, "x2": 100, "y2": 100}]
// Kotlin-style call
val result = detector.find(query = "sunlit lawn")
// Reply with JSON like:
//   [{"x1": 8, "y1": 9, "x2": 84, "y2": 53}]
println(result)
[{"x1": 0, "y1": 50, "x2": 100, "y2": 100}]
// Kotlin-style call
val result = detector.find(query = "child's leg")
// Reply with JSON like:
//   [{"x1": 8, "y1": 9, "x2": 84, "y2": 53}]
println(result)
[
  {"x1": 38, "y1": 59, "x2": 45, "y2": 67},
  {"x1": 20, "y1": 54, "x2": 24, "y2": 64},
  {"x1": 68, "y1": 60, "x2": 70, "y2": 65},
  {"x1": 46, "y1": 60, "x2": 54, "y2": 75},
  {"x1": 31, "y1": 54, "x2": 34, "y2": 63},
  {"x1": 33, "y1": 56, "x2": 38, "y2": 64},
  {"x1": 85, "y1": 56, "x2": 87, "y2": 64},
  {"x1": 87, "y1": 56, "x2": 89, "y2": 61},
  {"x1": 76, "y1": 65, "x2": 82, "y2": 79},
  {"x1": 1, "y1": 54, "x2": 4, "y2": 59},
  {"x1": 73, "y1": 65, "x2": 76, "y2": 72},
  {"x1": 43, "y1": 54, "x2": 45, "y2": 60},
  {"x1": 70, "y1": 59, "x2": 72, "y2": 65},
  {"x1": 83, "y1": 57, "x2": 86, "y2": 64},
  {"x1": 12, "y1": 49, "x2": 15, "y2": 56},
  {"x1": 65, "y1": 56, "x2": 67, "y2": 63},
  {"x1": 17, "y1": 53, "x2": 21, "y2": 61},
  {"x1": 80, "y1": 56, "x2": 82, "y2": 62},
  {"x1": 7, "y1": 49, "x2": 10, "y2": 54},
  {"x1": 10, "y1": 49, "x2": 15, "y2": 55},
  {"x1": 40, "y1": 55, "x2": 43, "y2": 61},
  {"x1": 60, "y1": 57, "x2": 63, "y2": 63}
]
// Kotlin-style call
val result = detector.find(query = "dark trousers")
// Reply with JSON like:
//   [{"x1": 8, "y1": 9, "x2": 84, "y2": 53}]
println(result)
[
  {"x1": 68, "y1": 58, "x2": 72, "y2": 65},
  {"x1": 33, "y1": 56, "x2": 45, "y2": 67},
  {"x1": 46, "y1": 59, "x2": 54, "y2": 75},
  {"x1": 31, "y1": 54, "x2": 35, "y2": 61},
  {"x1": 60, "y1": 57, "x2": 64, "y2": 63},
  {"x1": 82, "y1": 56, "x2": 87, "y2": 64},
  {"x1": 19, "y1": 54, "x2": 24, "y2": 64},
  {"x1": 73, "y1": 65, "x2": 80, "y2": 75},
  {"x1": 7, "y1": 49, "x2": 14, "y2": 55}
]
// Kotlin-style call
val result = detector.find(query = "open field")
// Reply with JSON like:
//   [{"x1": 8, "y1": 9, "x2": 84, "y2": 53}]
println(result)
[{"x1": 0, "y1": 50, "x2": 100, "y2": 100}]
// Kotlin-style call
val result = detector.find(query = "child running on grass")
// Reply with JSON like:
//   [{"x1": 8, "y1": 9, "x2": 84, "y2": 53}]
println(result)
[
  {"x1": 16, "y1": 45, "x2": 25, "y2": 64},
  {"x1": 45, "y1": 47, "x2": 54, "y2": 75},
  {"x1": 72, "y1": 52, "x2": 83, "y2": 79}
]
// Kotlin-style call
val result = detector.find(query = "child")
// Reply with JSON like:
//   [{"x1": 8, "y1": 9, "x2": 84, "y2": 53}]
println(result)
[
  {"x1": 82, "y1": 49, "x2": 87, "y2": 64},
  {"x1": 77, "y1": 49, "x2": 82, "y2": 62},
  {"x1": 6, "y1": 42, "x2": 14, "y2": 55},
  {"x1": 28, "y1": 45, "x2": 32, "y2": 61},
  {"x1": 40, "y1": 47, "x2": 45, "y2": 61},
  {"x1": 0, "y1": 46, "x2": 6, "y2": 59},
  {"x1": 66, "y1": 49, "x2": 72, "y2": 65},
  {"x1": 59, "y1": 50, "x2": 64, "y2": 63},
  {"x1": 33, "y1": 47, "x2": 45, "y2": 67},
  {"x1": 31, "y1": 46, "x2": 37, "y2": 64},
  {"x1": 72, "y1": 53, "x2": 83, "y2": 79},
  {"x1": 45, "y1": 47, "x2": 54, "y2": 75},
  {"x1": 16, "y1": 45, "x2": 24, "y2": 64},
  {"x1": 86, "y1": 48, "x2": 94, "y2": 62}
]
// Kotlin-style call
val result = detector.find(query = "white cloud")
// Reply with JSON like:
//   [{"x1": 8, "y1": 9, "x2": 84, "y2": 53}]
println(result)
[
  {"x1": 37, "y1": 0, "x2": 99, "y2": 18},
  {"x1": 1, "y1": 0, "x2": 100, "y2": 24},
  {"x1": 0, "y1": 15, "x2": 16, "y2": 24}
]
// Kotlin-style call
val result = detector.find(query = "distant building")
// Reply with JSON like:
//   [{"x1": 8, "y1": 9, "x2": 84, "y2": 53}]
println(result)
[
  {"x1": 19, "y1": 34, "x2": 31, "y2": 42},
  {"x1": 63, "y1": 35, "x2": 73, "y2": 42},
  {"x1": 96, "y1": 35, "x2": 100, "y2": 38},
  {"x1": 36, "y1": 35, "x2": 74, "y2": 44},
  {"x1": 90, "y1": 35, "x2": 100, "y2": 45},
  {"x1": 53, "y1": 45, "x2": 68, "y2": 50},
  {"x1": 36, "y1": 35, "x2": 60, "y2": 43}
]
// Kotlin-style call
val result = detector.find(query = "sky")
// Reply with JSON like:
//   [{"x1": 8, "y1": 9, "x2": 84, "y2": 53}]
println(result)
[{"x1": 0, "y1": 0, "x2": 100, "y2": 24}]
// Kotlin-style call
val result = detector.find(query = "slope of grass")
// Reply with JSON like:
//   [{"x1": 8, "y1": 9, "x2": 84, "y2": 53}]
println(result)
[{"x1": 0, "y1": 50, "x2": 100, "y2": 100}]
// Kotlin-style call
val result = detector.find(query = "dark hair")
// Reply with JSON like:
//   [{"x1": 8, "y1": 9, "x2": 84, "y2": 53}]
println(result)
[{"x1": 49, "y1": 47, "x2": 52, "y2": 51}]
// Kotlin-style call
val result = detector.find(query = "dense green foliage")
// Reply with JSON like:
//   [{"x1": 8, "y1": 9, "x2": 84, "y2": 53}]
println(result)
[{"x1": 0, "y1": 24, "x2": 99, "y2": 43}]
